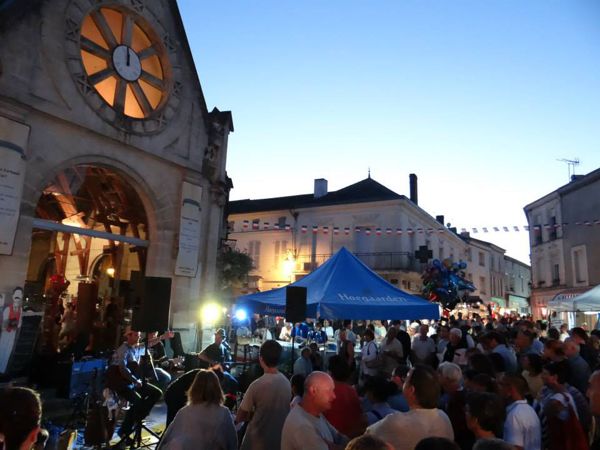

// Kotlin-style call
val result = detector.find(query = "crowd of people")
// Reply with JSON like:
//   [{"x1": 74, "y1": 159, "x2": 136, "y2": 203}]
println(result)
[{"x1": 4, "y1": 313, "x2": 600, "y2": 450}]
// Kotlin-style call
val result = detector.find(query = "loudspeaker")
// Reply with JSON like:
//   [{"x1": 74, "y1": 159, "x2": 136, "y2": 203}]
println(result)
[
  {"x1": 76, "y1": 283, "x2": 98, "y2": 332},
  {"x1": 285, "y1": 286, "x2": 307, "y2": 323},
  {"x1": 131, "y1": 276, "x2": 172, "y2": 332}
]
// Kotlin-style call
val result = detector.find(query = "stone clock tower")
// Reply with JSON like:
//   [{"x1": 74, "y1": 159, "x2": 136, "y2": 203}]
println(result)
[{"x1": 0, "y1": 0, "x2": 233, "y2": 362}]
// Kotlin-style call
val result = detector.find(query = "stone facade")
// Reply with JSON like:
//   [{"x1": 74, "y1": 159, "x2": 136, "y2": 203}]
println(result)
[{"x1": 0, "y1": 0, "x2": 232, "y2": 352}]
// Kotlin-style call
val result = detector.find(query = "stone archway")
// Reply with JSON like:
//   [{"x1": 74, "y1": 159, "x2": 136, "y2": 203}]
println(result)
[{"x1": 26, "y1": 163, "x2": 152, "y2": 352}]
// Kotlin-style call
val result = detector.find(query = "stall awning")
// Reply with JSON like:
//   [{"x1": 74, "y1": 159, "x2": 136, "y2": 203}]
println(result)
[
  {"x1": 508, "y1": 295, "x2": 529, "y2": 310},
  {"x1": 490, "y1": 297, "x2": 506, "y2": 308},
  {"x1": 235, "y1": 247, "x2": 440, "y2": 320},
  {"x1": 548, "y1": 287, "x2": 591, "y2": 312}
]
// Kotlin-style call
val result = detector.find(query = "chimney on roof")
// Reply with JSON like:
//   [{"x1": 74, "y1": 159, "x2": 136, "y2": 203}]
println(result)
[
  {"x1": 436, "y1": 215, "x2": 444, "y2": 225},
  {"x1": 409, "y1": 173, "x2": 418, "y2": 205},
  {"x1": 571, "y1": 174, "x2": 584, "y2": 182},
  {"x1": 314, "y1": 178, "x2": 328, "y2": 198}
]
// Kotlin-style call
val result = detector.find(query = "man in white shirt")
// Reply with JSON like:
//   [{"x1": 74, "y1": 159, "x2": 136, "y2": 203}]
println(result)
[
  {"x1": 281, "y1": 371, "x2": 348, "y2": 450},
  {"x1": 411, "y1": 325, "x2": 436, "y2": 366},
  {"x1": 498, "y1": 373, "x2": 541, "y2": 450},
  {"x1": 366, "y1": 365, "x2": 454, "y2": 450}
]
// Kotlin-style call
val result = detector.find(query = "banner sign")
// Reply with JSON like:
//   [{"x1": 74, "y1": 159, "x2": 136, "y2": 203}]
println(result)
[
  {"x1": 0, "y1": 116, "x2": 29, "y2": 255},
  {"x1": 175, "y1": 182, "x2": 203, "y2": 277}
]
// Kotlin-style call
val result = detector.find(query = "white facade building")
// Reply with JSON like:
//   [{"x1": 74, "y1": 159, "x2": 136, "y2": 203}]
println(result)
[{"x1": 524, "y1": 168, "x2": 600, "y2": 319}]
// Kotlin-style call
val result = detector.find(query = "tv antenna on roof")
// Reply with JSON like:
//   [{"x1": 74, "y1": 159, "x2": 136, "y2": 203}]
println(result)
[{"x1": 557, "y1": 157, "x2": 580, "y2": 181}]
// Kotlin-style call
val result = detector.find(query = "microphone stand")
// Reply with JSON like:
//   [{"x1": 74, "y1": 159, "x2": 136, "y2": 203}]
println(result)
[{"x1": 132, "y1": 338, "x2": 160, "y2": 449}]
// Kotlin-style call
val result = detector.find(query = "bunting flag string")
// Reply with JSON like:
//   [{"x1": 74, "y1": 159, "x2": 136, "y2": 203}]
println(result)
[{"x1": 232, "y1": 219, "x2": 600, "y2": 235}]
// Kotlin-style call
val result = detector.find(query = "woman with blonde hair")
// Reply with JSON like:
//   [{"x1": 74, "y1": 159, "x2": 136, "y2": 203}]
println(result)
[{"x1": 158, "y1": 369, "x2": 237, "y2": 450}]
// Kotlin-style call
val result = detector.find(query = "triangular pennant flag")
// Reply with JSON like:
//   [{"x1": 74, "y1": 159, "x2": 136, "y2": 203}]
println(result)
[
  {"x1": 344, "y1": 227, "x2": 350, "y2": 235},
  {"x1": 396, "y1": 228, "x2": 403, "y2": 235},
  {"x1": 333, "y1": 227, "x2": 340, "y2": 235},
  {"x1": 503, "y1": 226, "x2": 509, "y2": 232},
  {"x1": 301, "y1": 225, "x2": 308, "y2": 233},
  {"x1": 513, "y1": 226, "x2": 519, "y2": 232},
  {"x1": 322, "y1": 226, "x2": 329, "y2": 234},
  {"x1": 365, "y1": 228, "x2": 372, "y2": 236},
  {"x1": 375, "y1": 228, "x2": 382, "y2": 236},
  {"x1": 263, "y1": 222, "x2": 270, "y2": 230},
  {"x1": 312, "y1": 225, "x2": 318, "y2": 234}
]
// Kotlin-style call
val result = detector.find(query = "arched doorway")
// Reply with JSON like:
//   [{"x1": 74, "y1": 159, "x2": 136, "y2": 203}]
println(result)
[{"x1": 25, "y1": 164, "x2": 149, "y2": 353}]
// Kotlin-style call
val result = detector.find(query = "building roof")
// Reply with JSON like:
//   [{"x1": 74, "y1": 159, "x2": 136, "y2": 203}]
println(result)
[
  {"x1": 524, "y1": 167, "x2": 600, "y2": 211},
  {"x1": 228, "y1": 177, "x2": 405, "y2": 214},
  {"x1": 459, "y1": 233, "x2": 506, "y2": 253}
]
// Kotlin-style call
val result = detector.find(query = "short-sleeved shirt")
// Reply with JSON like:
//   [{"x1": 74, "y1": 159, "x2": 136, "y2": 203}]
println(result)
[
  {"x1": 239, "y1": 372, "x2": 291, "y2": 450},
  {"x1": 504, "y1": 400, "x2": 541, "y2": 450},
  {"x1": 411, "y1": 336, "x2": 436, "y2": 363},
  {"x1": 200, "y1": 342, "x2": 225, "y2": 364},
  {"x1": 366, "y1": 408, "x2": 454, "y2": 450},
  {"x1": 281, "y1": 404, "x2": 347, "y2": 450},
  {"x1": 493, "y1": 344, "x2": 518, "y2": 373},
  {"x1": 323, "y1": 381, "x2": 363, "y2": 437}
]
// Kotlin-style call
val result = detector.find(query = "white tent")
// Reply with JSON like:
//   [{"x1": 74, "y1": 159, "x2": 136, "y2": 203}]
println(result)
[{"x1": 573, "y1": 284, "x2": 600, "y2": 312}]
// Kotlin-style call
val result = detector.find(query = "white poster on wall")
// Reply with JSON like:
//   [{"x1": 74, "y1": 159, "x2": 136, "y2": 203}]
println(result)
[
  {"x1": 0, "y1": 116, "x2": 29, "y2": 256},
  {"x1": 175, "y1": 182, "x2": 203, "y2": 277}
]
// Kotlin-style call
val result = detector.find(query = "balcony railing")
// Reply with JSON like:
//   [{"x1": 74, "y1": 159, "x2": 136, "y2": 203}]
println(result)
[{"x1": 295, "y1": 251, "x2": 422, "y2": 273}]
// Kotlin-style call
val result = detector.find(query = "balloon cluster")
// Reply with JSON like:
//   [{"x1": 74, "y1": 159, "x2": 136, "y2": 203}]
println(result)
[
  {"x1": 421, "y1": 258, "x2": 476, "y2": 310},
  {"x1": 49, "y1": 274, "x2": 70, "y2": 296}
]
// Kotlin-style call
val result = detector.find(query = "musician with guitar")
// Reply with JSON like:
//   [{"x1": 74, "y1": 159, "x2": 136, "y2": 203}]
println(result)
[
  {"x1": 145, "y1": 330, "x2": 175, "y2": 391},
  {"x1": 198, "y1": 328, "x2": 231, "y2": 366},
  {"x1": 106, "y1": 329, "x2": 162, "y2": 448}
]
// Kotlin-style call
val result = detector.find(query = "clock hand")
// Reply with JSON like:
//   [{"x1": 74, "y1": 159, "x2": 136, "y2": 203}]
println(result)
[{"x1": 127, "y1": 47, "x2": 131, "y2": 66}]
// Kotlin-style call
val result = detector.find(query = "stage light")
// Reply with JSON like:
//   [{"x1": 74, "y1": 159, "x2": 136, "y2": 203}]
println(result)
[
  {"x1": 235, "y1": 309, "x2": 248, "y2": 321},
  {"x1": 201, "y1": 303, "x2": 220, "y2": 324}
]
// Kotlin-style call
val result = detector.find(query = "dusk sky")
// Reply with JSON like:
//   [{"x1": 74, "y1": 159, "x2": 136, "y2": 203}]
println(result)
[{"x1": 178, "y1": 0, "x2": 600, "y2": 264}]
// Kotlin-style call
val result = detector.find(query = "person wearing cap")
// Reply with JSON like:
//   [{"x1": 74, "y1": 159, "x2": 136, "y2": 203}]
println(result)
[{"x1": 199, "y1": 328, "x2": 229, "y2": 365}]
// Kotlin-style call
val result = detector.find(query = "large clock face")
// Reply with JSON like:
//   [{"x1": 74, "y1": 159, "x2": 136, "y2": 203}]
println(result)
[
  {"x1": 65, "y1": 1, "x2": 182, "y2": 133},
  {"x1": 79, "y1": 7, "x2": 167, "y2": 118}
]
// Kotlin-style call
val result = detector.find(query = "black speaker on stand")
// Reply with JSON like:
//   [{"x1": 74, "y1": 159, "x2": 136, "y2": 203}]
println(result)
[
  {"x1": 131, "y1": 277, "x2": 172, "y2": 332},
  {"x1": 130, "y1": 276, "x2": 172, "y2": 447},
  {"x1": 286, "y1": 286, "x2": 307, "y2": 371}
]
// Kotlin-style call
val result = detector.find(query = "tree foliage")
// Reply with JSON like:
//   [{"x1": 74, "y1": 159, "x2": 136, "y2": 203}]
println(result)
[{"x1": 217, "y1": 248, "x2": 254, "y2": 290}]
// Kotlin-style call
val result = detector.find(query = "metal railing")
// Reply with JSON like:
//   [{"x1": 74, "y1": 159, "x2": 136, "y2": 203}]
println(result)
[{"x1": 295, "y1": 251, "x2": 421, "y2": 272}]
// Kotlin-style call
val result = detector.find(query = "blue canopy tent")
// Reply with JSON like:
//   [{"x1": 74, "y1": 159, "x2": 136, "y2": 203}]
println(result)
[{"x1": 235, "y1": 247, "x2": 440, "y2": 320}]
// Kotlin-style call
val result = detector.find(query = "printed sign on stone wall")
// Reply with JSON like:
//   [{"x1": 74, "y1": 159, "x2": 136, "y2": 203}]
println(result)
[
  {"x1": 175, "y1": 182, "x2": 203, "y2": 277},
  {"x1": 0, "y1": 116, "x2": 30, "y2": 255}
]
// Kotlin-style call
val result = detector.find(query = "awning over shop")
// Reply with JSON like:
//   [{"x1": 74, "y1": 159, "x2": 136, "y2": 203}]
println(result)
[
  {"x1": 508, "y1": 295, "x2": 529, "y2": 310},
  {"x1": 490, "y1": 297, "x2": 506, "y2": 308}
]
